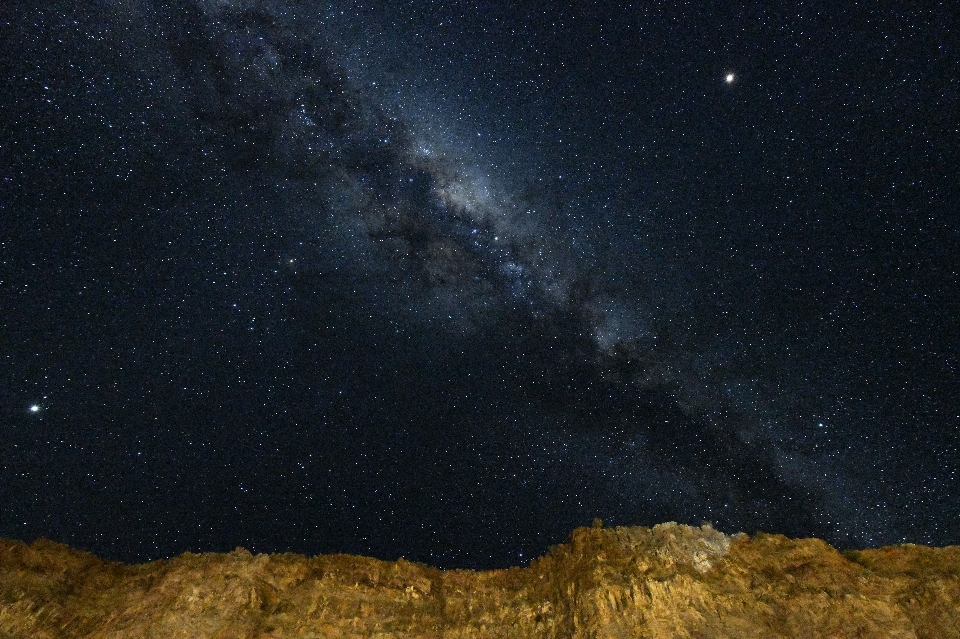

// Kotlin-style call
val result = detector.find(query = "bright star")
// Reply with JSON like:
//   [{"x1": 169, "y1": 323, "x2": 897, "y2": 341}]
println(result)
[
  {"x1": 725, "y1": 73, "x2": 736, "y2": 84},
  {"x1": 29, "y1": 404, "x2": 41, "y2": 413}
]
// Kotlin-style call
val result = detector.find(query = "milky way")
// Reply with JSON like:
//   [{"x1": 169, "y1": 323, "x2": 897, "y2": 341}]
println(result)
[{"x1": 148, "y1": 0, "x2": 824, "y2": 527}]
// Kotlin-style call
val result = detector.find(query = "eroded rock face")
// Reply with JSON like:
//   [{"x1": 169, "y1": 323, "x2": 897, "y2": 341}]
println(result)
[{"x1": 1, "y1": 523, "x2": 958, "y2": 638}]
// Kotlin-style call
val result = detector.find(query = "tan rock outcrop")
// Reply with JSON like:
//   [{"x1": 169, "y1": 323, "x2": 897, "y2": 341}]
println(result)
[{"x1": 1, "y1": 522, "x2": 958, "y2": 638}]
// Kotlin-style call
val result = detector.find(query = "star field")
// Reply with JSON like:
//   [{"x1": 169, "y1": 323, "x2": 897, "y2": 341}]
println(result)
[{"x1": 1, "y1": 0, "x2": 958, "y2": 568}]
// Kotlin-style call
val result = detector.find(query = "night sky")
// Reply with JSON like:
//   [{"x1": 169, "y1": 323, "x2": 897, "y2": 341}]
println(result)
[{"x1": 2, "y1": 0, "x2": 958, "y2": 569}]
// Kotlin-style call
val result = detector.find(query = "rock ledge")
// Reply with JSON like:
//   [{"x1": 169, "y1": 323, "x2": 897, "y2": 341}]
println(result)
[{"x1": 2, "y1": 523, "x2": 958, "y2": 638}]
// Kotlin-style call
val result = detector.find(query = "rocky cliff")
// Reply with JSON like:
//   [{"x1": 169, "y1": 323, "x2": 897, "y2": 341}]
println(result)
[{"x1": 1, "y1": 523, "x2": 958, "y2": 638}]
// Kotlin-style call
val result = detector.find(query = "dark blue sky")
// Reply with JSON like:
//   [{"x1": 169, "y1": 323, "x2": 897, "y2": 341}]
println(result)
[{"x1": 1, "y1": 0, "x2": 958, "y2": 568}]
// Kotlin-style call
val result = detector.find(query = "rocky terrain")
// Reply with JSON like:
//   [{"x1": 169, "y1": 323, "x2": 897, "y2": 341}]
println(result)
[{"x1": 1, "y1": 522, "x2": 958, "y2": 638}]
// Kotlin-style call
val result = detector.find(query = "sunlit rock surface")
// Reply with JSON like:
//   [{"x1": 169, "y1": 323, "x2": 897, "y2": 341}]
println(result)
[{"x1": 1, "y1": 522, "x2": 958, "y2": 638}]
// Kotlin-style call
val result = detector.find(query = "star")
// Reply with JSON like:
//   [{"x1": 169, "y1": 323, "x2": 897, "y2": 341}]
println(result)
[
  {"x1": 29, "y1": 404, "x2": 41, "y2": 413},
  {"x1": 725, "y1": 73, "x2": 736, "y2": 84}
]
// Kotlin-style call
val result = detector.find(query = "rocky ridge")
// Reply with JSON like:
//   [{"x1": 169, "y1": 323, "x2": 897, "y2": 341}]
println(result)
[{"x1": 1, "y1": 522, "x2": 958, "y2": 638}]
